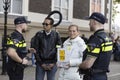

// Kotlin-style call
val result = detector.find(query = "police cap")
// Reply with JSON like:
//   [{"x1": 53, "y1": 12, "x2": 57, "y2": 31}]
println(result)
[
  {"x1": 14, "y1": 16, "x2": 31, "y2": 25},
  {"x1": 89, "y1": 12, "x2": 107, "y2": 24}
]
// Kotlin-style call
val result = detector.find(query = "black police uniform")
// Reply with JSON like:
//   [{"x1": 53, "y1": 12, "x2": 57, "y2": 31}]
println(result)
[
  {"x1": 7, "y1": 30, "x2": 28, "y2": 80},
  {"x1": 82, "y1": 29, "x2": 113, "y2": 80}
]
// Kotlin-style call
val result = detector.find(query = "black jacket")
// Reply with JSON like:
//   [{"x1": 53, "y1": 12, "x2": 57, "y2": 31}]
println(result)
[{"x1": 33, "y1": 30, "x2": 62, "y2": 64}]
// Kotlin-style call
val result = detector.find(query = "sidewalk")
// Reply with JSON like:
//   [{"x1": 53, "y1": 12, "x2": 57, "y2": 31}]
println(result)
[
  {"x1": 0, "y1": 60, "x2": 36, "y2": 80},
  {"x1": 0, "y1": 66, "x2": 36, "y2": 80},
  {"x1": 0, "y1": 60, "x2": 120, "y2": 80},
  {"x1": 0, "y1": 60, "x2": 59, "y2": 80}
]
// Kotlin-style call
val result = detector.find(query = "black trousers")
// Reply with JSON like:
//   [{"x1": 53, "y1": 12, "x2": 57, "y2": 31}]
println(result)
[
  {"x1": 83, "y1": 73, "x2": 107, "y2": 80},
  {"x1": 7, "y1": 63, "x2": 24, "y2": 80}
]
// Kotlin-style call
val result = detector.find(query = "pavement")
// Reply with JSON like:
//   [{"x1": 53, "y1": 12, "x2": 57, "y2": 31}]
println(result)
[
  {"x1": 0, "y1": 59, "x2": 120, "y2": 80},
  {"x1": 107, "y1": 61, "x2": 120, "y2": 80},
  {"x1": 0, "y1": 60, "x2": 36, "y2": 80}
]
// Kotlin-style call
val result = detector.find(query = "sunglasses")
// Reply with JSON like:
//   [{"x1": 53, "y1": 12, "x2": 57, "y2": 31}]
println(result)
[{"x1": 42, "y1": 23, "x2": 50, "y2": 26}]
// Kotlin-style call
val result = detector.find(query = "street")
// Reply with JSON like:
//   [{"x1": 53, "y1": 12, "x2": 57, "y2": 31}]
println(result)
[
  {"x1": 107, "y1": 61, "x2": 120, "y2": 80},
  {"x1": 0, "y1": 60, "x2": 120, "y2": 80}
]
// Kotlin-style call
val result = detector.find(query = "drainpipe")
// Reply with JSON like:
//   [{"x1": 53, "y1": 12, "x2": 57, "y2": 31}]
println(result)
[{"x1": 109, "y1": 0, "x2": 113, "y2": 33}]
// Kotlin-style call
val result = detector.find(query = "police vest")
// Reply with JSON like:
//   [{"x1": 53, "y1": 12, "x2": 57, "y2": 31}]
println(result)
[
  {"x1": 85, "y1": 30, "x2": 113, "y2": 71},
  {"x1": 7, "y1": 31, "x2": 28, "y2": 59}
]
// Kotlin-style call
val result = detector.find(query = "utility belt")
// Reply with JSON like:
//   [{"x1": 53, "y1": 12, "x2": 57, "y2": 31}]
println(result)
[
  {"x1": 82, "y1": 69, "x2": 108, "y2": 80},
  {"x1": 7, "y1": 61, "x2": 28, "y2": 74},
  {"x1": 92, "y1": 69, "x2": 107, "y2": 74},
  {"x1": 8, "y1": 56, "x2": 29, "y2": 69},
  {"x1": 78, "y1": 68, "x2": 107, "y2": 75},
  {"x1": 8, "y1": 61, "x2": 28, "y2": 69}
]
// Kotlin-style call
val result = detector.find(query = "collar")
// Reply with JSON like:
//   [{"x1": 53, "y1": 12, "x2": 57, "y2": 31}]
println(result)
[
  {"x1": 45, "y1": 30, "x2": 51, "y2": 35},
  {"x1": 15, "y1": 30, "x2": 23, "y2": 35},
  {"x1": 94, "y1": 29, "x2": 104, "y2": 35},
  {"x1": 69, "y1": 36, "x2": 80, "y2": 42}
]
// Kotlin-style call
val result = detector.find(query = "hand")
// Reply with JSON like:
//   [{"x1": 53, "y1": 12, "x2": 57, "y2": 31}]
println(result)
[
  {"x1": 64, "y1": 62, "x2": 70, "y2": 69},
  {"x1": 57, "y1": 62, "x2": 70, "y2": 68},
  {"x1": 22, "y1": 58, "x2": 28, "y2": 64},
  {"x1": 41, "y1": 64, "x2": 48, "y2": 70},
  {"x1": 49, "y1": 63, "x2": 55, "y2": 68},
  {"x1": 48, "y1": 63, "x2": 55, "y2": 68},
  {"x1": 41, "y1": 64, "x2": 55, "y2": 70},
  {"x1": 46, "y1": 66, "x2": 52, "y2": 70},
  {"x1": 29, "y1": 48, "x2": 36, "y2": 53},
  {"x1": 66, "y1": 63, "x2": 70, "y2": 67},
  {"x1": 46, "y1": 63, "x2": 55, "y2": 70}
]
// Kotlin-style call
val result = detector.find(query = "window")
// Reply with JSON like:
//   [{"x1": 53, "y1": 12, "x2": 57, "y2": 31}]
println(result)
[
  {"x1": 0, "y1": 0, "x2": 4, "y2": 12},
  {"x1": 0, "y1": 0, "x2": 22, "y2": 14},
  {"x1": 12, "y1": 0, "x2": 22, "y2": 14},
  {"x1": 52, "y1": 0, "x2": 73, "y2": 21},
  {"x1": 90, "y1": 0, "x2": 104, "y2": 14}
]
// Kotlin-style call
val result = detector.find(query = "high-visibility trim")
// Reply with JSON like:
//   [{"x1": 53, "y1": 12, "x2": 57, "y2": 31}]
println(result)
[
  {"x1": 56, "y1": 45, "x2": 61, "y2": 48},
  {"x1": 102, "y1": 46, "x2": 113, "y2": 52},
  {"x1": 101, "y1": 41, "x2": 113, "y2": 52},
  {"x1": 7, "y1": 38, "x2": 27, "y2": 48},
  {"x1": 91, "y1": 48, "x2": 100, "y2": 54},
  {"x1": 15, "y1": 43, "x2": 19, "y2": 47},
  {"x1": 87, "y1": 41, "x2": 113, "y2": 53},
  {"x1": 87, "y1": 45, "x2": 90, "y2": 52},
  {"x1": 7, "y1": 41, "x2": 13, "y2": 45},
  {"x1": 7, "y1": 40, "x2": 14, "y2": 45},
  {"x1": 23, "y1": 43, "x2": 27, "y2": 47},
  {"x1": 87, "y1": 45, "x2": 100, "y2": 53},
  {"x1": 101, "y1": 42, "x2": 113, "y2": 46},
  {"x1": 15, "y1": 43, "x2": 26, "y2": 47}
]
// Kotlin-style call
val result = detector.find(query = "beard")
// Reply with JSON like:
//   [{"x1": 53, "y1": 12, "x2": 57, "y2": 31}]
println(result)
[
  {"x1": 90, "y1": 28, "x2": 93, "y2": 31},
  {"x1": 22, "y1": 29, "x2": 26, "y2": 33},
  {"x1": 90, "y1": 26, "x2": 94, "y2": 31}
]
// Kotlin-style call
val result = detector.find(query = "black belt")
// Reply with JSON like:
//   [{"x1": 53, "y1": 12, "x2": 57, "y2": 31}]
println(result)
[{"x1": 92, "y1": 69, "x2": 107, "y2": 74}]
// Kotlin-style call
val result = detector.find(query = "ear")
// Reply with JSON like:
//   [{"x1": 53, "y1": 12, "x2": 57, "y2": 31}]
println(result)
[{"x1": 93, "y1": 20, "x2": 97, "y2": 25}]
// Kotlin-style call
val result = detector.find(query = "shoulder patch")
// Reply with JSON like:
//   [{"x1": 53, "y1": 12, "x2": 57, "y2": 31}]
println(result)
[
  {"x1": 87, "y1": 43, "x2": 97, "y2": 51},
  {"x1": 105, "y1": 37, "x2": 110, "y2": 41},
  {"x1": 13, "y1": 39, "x2": 19, "y2": 44}
]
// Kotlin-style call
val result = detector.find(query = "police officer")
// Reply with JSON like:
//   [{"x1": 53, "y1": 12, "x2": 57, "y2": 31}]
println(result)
[
  {"x1": 6, "y1": 16, "x2": 33, "y2": 80},
  {"x1": 78, "y1": 12, "x2": 113, "y2": 80}
]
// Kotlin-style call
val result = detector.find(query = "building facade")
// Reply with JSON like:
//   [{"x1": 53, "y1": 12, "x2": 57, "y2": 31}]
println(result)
[{"x1": 0, "y1": 0, "x2": 111, "y2": 51}]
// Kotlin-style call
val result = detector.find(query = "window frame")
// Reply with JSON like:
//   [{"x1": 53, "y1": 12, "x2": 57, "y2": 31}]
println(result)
[
  {"x1": 52, "y1": 0, "x2": 73, "y2": 22},
  {"x1": 0, "y1": 0, "x2": 23, "y2": 15},
  {"x1": 89, "y1": 0, "x2": 105, "y2": 15}
]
